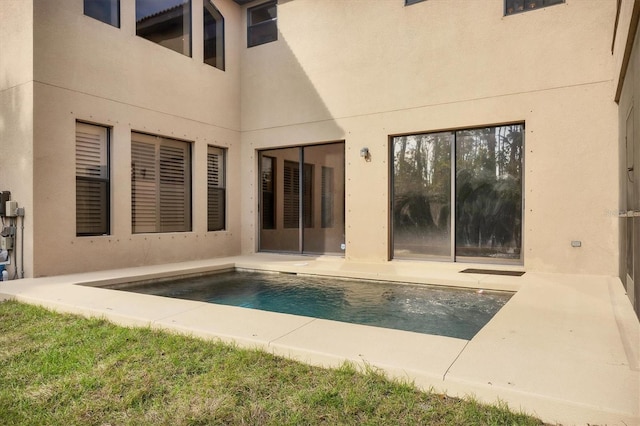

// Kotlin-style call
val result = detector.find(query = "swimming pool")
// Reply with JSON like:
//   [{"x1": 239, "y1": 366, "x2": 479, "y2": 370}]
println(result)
[{"x1": 108, "y1": 270, "x2": 512, "y2": 340}]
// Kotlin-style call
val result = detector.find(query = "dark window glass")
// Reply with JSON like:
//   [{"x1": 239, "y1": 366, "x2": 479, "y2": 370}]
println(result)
[
  {"x1": 84, "y1": 0, "x2": 120, "y2": 27},
  {"x1": 405, "y1": 0, "x2": 426, "y2": 5},
  {"x1": 76, "y1": 122, "x2": 110, "y2": 236},
  {"x1": 505, "y1": 0, "x2": 564, "y2": 15},
  {"x1": 207, "y1": 146, "x2": 226, "y2": 231},
  {"x1": 204, "y1": 1, "x2": 224, "y2": 70},
  {"x1": 248, "y1": 1, "x2": 277, "y2": 48},
  {"x1": 136, "y1": 0, "x2": 191, "y2": 56}
]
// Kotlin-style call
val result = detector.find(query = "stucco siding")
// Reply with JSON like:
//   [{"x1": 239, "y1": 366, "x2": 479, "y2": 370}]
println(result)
[{"x1": 240, "y1": 0, "x2": 619, "y2": 274}]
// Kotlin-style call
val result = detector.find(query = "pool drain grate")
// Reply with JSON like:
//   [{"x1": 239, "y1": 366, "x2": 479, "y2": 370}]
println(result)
[{"x1": 460, "y1": 269, "x2": 525, "y2": 276}]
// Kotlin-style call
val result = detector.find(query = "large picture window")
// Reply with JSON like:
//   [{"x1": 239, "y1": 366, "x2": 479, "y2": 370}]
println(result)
[
  {"x1": 392, "y1": 124, "x2": 523, "y2": 262},
  {"x1": 76, "y1": 122, "x2": 110, "y2": 236},
  {"x1": 131, "y1": 132, "x2": 192, "y2": 233},
  {"x1": 136, "y1": 0, "x2": 191, "y2": 56},
  {"x1": 247, "y1": 1, "x2": 277, "y2": 48},
  {"x1": 207, "y1": 146, "x2": 226, "y2": 231}
]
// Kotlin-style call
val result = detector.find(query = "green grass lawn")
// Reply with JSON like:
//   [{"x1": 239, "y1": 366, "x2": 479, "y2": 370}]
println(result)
[{"x1": 0, "y1": 300, "x2": 544, "y2": 425}]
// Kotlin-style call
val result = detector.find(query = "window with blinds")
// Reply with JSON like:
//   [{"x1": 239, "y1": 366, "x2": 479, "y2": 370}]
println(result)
[
  {"x1": 261, "y1": 156, "x2": 275, "y2": 230},
  {"x1": 131, "y1": 132, "x2": 192, "y2": 233},
  {"x1": 76, "y1": 122, "x2": 110, "y2": 236},
  {"x1": 283, "y1": 161, "x2": 312, "y2": 228},
  {"x1": 321, "y1": 166, "x2": 334, "y2": 228},
  {"x1": 207, "y1": 146, "x2": 226, "y2": 231},
  {"x1": 283, "y1": 161, "x2": 299, "y2": 229}
]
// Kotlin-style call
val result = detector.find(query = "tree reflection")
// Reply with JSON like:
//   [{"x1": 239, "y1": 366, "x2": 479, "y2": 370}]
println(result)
[{"x1": 393, "y1": 125, "x2": 523, "y2": 260}]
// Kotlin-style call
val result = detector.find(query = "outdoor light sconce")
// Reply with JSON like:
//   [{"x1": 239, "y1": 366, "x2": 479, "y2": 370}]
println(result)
[{"x1": 360, "y1": 147, "x2": 371, "y2": 161}]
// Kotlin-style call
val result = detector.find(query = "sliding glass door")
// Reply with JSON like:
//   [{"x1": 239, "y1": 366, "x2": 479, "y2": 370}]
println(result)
[
  {"x1": 259, "y1": 142, "x2": 345, "y2": 255},
  {"x1": 392, "y1": 132, "x2": 453, "y2": 259},
  {"x1": 392, "y1": 124, "x2": 523, "y2": 262}
]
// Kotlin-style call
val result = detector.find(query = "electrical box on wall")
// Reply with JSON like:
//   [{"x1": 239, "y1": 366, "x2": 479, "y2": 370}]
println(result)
[
  {"x1": 0, "y1": 236, "x2": 13, "y2": 250},
  {"x1": 0, "y1": 192, "x2": 10, "y2": 216},
  {"x1": 5, "y1": 201, "x2": 18, "y2": 217}
]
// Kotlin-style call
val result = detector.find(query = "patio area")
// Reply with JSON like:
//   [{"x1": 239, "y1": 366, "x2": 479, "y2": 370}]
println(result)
[{"x1": 1, "y1": 254, "x2": 638, "y2": 426}]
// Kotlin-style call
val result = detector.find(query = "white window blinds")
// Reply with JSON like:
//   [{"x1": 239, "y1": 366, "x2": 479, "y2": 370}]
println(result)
[
  {"x1": 76, "y1": 122, "x2": 109, "y2": 236},
  {"x1": 283, "y1": 160, "x2": 300, "y2": 229},
  {"x1": 131, "y1": 132, "x2": 191, "y2": 233},
  {"x1": 283, "y1": 160, "x2": 312, "y2": 228},
  {"x1": 207, "y1": 146, "x2": 226, "y2": 231}
]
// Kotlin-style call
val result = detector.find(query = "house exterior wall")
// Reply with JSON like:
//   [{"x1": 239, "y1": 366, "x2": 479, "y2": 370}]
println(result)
[
  {"x1": 26, "y1": 0, "x2": 243, "y2": 276},
  {"x1": 0, "y1": 0, "x2": 626, "y2": 277},
  {"x1": 0, "y1": 0, "x2": 35, "y2": 277},
  {"x1": 239, "y1": 0, "x2": 619, "y2": 275}
]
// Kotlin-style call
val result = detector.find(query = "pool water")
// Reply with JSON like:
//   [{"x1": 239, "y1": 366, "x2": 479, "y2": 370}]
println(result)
[{"x1": 112, "y1": 270, "x2": 512, "y2": 340}]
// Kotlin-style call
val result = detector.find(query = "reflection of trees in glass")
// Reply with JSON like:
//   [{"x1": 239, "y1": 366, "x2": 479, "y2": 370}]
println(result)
[
  {"x1": 456, "y1": 125, "x2": 523, "y2": 257},
  {"x1": 393, "y1": 132, "x2": 451, "y2": 233},
  {"x1": 393, "y1": 125, "x2": 523, "y2": 259}
]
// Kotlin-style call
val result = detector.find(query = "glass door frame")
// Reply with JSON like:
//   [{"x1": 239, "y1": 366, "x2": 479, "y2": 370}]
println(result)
[
  {"x1": 257, "y1": 141, "x2": 346, "y2": 256},
  {"x1": 388, "y1": 131, "x2": 455, "y2": 261},
  {"x1": 389, "y1": 123, "x2": 525, "y2": 265}
]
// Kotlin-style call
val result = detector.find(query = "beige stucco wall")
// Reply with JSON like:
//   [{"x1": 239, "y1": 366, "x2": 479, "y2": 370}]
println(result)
[
  {"x1": 27, "y1": 0, "x2": 243, "y2": 276},
  {"x1": 0, "y1": 0, "x2": 35, "y2": 278},
  {"x1": 240, "y1": 0, "x2": 619, "y2": 275},
  {"x1": 1, "y1": 0, "x2": 625, "y2": 277}
]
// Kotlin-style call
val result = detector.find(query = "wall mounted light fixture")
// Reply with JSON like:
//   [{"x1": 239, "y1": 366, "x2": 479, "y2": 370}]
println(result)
[{"x1": 360, "y1": 147, "x2": 371, "y2": 161}]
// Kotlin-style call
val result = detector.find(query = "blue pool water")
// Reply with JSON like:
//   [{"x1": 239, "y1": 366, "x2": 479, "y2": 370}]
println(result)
[{"x1": 111, "y1": 270, "x2": 512, "y2": 340}]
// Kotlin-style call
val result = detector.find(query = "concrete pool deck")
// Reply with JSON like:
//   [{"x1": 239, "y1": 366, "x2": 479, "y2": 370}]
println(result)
[{"x1": 0, "y1": 254, "x2": 638, "y2": 426}]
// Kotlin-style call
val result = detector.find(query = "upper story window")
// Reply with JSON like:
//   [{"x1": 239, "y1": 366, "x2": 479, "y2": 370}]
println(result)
[
  {"x1": 204, "y1": 1, "x2": 225, "y2": 70},
  {"x1": 248, "y1": 1, "x2": 277, "y2": 48},
  {"x1": 84, "y1": 0, "x2": 120, "y2": 27},
  {"x1": 405, "y1": 0, "x2": 426, "y2": 5},
  {"x1": 505, "y1": 0, "x2": 564, "y2": 15},
  {"x1": 136, "y1": 0, "x2": 191, "y2": 56}
]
